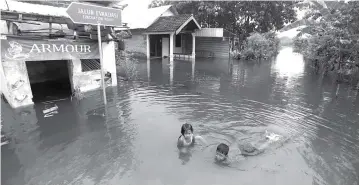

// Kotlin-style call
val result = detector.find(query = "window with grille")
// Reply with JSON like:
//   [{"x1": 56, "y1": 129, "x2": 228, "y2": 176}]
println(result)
[{"x1": 81, "y1": 59, "x2": 101, "y2": 72}]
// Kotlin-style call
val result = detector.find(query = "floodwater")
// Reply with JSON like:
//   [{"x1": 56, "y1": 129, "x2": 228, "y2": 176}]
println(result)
[{"x1": 2, "y1": 47, "x2": 359, "y2": 185}]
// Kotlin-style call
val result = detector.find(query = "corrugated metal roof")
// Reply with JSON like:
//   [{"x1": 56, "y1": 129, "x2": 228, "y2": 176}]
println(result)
[
  {"x1": 121, "y1": 5, "x2": 174, "y2": 29},
  {"x1": 1, "y1": 0, "x2": 69, "y2": 17},
  {"x1": 195, "y1": 28, "x2": 224, "y2": 37}
]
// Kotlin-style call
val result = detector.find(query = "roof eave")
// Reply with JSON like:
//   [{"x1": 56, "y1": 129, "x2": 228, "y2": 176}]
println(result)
[
  {"x1": 175, "y1": 15, "x2": 201, "y2": 35},
  {"x1": 143, "y1": 31, "x2": 174, "y2": 35}
]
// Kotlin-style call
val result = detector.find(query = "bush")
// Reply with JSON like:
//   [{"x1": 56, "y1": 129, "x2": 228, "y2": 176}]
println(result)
[
  {"x1": 293, "y1": 33, "x2": 359, "y2": 85},
  {"x1": 238, "y1": 31, "x2": 280, "y2": 61},
  {"x1": 115, "y1": 51, "x2": 139, "y2": 80},
  {"x1": 293, "y1": 36, "x2": 309, "y2": 54},
  {"x1": 292, "y1": 2, "x2": 359, "y2": 86}
]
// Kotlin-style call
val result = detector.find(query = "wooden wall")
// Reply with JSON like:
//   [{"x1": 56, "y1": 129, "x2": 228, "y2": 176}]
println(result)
[{"x1": 195, "y1": 37, "x2": 229, "y2": 58}]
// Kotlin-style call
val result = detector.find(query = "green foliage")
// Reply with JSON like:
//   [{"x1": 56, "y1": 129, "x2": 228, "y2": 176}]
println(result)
[
  {"x1": 115, "y1": 51, "x2": 139, "y2": 79},
  {"x1": 149, "y1": 1, "x2": 297, "y2": 41},
  {"x1": 293, "y1": 36, "x2": 308, "y2": 54},
  {"x1": 237, "y1": 32, "x2": 280, "y2": 61},
  {"x1": 294, "y1": 1, "x2": 359, "y2": 84}
]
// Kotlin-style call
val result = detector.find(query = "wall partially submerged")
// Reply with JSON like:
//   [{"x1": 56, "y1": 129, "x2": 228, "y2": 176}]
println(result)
[
  {"x1": 1, "y1": 36, "x2": 117, "y2": 108},
  {"x1": 196, "y1": 37, "x2": 229, "y2": 58},
  {"x1": 125, "y1": 29, "x2": 230, "y2": 59}
]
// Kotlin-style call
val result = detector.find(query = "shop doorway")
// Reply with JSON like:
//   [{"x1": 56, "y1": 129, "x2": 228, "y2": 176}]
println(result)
[{"x1": 25, "y1": 60, "x2": 72, "y2": 102}]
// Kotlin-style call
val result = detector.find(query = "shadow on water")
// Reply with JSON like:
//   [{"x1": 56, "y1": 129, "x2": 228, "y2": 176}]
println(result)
[{"x1": 2, "y1": 46, "x2": 359, "y2": 185}]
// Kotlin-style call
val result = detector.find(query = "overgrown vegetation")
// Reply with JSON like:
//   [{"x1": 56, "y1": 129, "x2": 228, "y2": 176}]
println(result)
[
  {"x1": 232, "y1": 32, "x2": 280, "y2": 61},
  {"x1": 150, "y1": 1, "x2": 297, "y2": 41},
  {"x1": 293, "y1": 1, "x2": 359, "y2": 85},
  {"x1": 148, "y1": 1, "x2": 297, "y2": 62},
  {"x1": 115, "y1": 50, "x2": 139, "y2": 80}
]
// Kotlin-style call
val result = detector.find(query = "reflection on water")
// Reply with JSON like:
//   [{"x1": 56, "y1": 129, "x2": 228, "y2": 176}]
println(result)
[
  {"x1": 273, "y1": 47, "x2": 305, "y2": 78},
  {"x1": 2, "y1": 47, "x2": 359, "y2": 185}
]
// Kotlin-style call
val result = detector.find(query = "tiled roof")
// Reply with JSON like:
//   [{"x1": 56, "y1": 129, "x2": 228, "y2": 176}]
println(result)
[{"x1": 146, "y1": 14, "x2": 193, "y2": 33}]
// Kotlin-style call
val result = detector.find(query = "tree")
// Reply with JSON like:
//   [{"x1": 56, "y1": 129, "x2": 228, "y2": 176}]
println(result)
[
  {"x1": 148, "y1": 0, "x2": 297, "y2": 41},
  {"x1": 294, "y1": 1, "x2": 359, "y2": 83}
]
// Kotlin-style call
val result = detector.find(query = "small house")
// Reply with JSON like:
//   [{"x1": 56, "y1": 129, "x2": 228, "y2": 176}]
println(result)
[{"x1": 119, "y1": 5, "x2": 231, "y2": 61}]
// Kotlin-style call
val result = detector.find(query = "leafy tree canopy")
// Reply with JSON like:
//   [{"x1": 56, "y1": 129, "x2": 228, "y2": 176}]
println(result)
[{"x1": 149, "y1": 0, "x2": 297, "y2": 40}]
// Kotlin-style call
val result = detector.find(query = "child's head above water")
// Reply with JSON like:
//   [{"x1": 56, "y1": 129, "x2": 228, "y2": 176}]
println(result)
[
  {"x1": 216, "y1": 143, "x2": 229, "y2": 161},
  {"x1": 181, "y1": 123, "x2": 194, "y2": 139}
]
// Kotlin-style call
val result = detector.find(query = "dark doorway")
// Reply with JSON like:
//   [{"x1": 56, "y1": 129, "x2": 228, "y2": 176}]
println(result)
[
  {"x1": 150, "y1": 35, "x2": 162, "y2": 57},
  {"x1": 26, "y1": 60, "x2": 72, "y2": 102}
]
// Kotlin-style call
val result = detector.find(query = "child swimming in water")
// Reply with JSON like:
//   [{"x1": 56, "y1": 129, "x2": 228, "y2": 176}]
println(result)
[
  {"x1": 177, "y1": 123, "x2": 207, "y2": 147},
  {"x1": 214, "y1": 142, "x2": 262, "y2": 164},
  {"x1": 215, "y1": 143, "x2": 230, "y2": 161},
  {"x1": 215, "y1": 131, "x2": 282, "y2": 162}
]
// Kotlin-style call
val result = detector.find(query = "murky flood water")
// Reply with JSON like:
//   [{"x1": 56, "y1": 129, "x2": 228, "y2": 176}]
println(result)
[{"x1": 2, "y1": 47, "x2": 359, "y2": 185}]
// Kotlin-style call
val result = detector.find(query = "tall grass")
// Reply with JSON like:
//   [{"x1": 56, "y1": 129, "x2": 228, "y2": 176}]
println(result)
[{"x1": 115, "y1": 51, "x2": 139, "y2": 80}]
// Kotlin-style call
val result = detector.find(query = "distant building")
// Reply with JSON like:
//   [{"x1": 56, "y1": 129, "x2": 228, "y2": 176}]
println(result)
[{"x1": 117, "y1": 5, "x2": 232, "y2": 60}]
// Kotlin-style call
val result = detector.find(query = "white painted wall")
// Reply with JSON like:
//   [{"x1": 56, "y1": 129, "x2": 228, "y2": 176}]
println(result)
[
  {"x1": 102, "y1": 40, "x2": 117, "y2": 86},
  {"x1": 0, "y1": 63, "x2": 11, "y2": 104},
  {"x1": 0, "y1": 20, "x2": 8, "y2": 34},
  {"x1": 72, "y1": 40, "x2": 118, "y2": 93},
  {"x1": 1, "y1": 60, "x2": 34, "y2": 108},
  {"x1": 162, "y1": 37, "x2": 169, "y2": 57}
]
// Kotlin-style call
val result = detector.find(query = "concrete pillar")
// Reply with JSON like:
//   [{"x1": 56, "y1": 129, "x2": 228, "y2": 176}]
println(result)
[
  {"x1": 69, "y1": 58, "x2": 82, "y2": 92},
  {"x1": 146, "y1": 34, "x2": 150, "y2": 60},
  {"x1": 191, "y1": 60, "x2": 195, "y2": 82},
  {"x1": 170, "y1": 33, "x2": 174, "y2": 62},
  {"x1": 102, "y1": 39, "x2": 117, "y2": 86},
  {"x1": 192, "y1": 32, "x2": 196, "y2": 60},
  {"x1": 169, "y1": 60, "x2": 174, "y2": 86},
  {"x1": 1, "y1": 61, "x2": 34, "y2": 108},
  {"x1": 161, "y1": 58, "x2": 168, "y2": 79},
  {"x1": 0, "y1": 63, "x2": 10, "y2": 101},
  {"x1": 147, "y1": 59, "x2": 150, "y2": 82}
]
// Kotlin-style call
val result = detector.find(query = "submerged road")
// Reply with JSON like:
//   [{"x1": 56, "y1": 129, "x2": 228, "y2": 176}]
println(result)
[{"x1": 2, "y1": 47, "x2": 359, "y2": 185}]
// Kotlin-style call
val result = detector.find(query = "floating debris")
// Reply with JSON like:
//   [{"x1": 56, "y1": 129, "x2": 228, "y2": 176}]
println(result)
[
  {"x1": 42, "y1": 98, "x2": 68, "y2": 104},
  {"x1": 43, "y1": 104, "x2": 59, "y2": 117},
  {"x1": 43, "y1": 104, "x2": 58, "y2": 114},
  {"x1": 44, "y1": 111, "x2": 59, "y2": 118}
]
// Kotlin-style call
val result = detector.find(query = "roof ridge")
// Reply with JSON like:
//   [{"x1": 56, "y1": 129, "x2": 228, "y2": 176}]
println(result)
[
  {"x1": 148, "y1": 4, "x2": 172, "y2": 10},
  {"x1": 146, "y1": 13, "x2": 199, "y2": 33}
]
